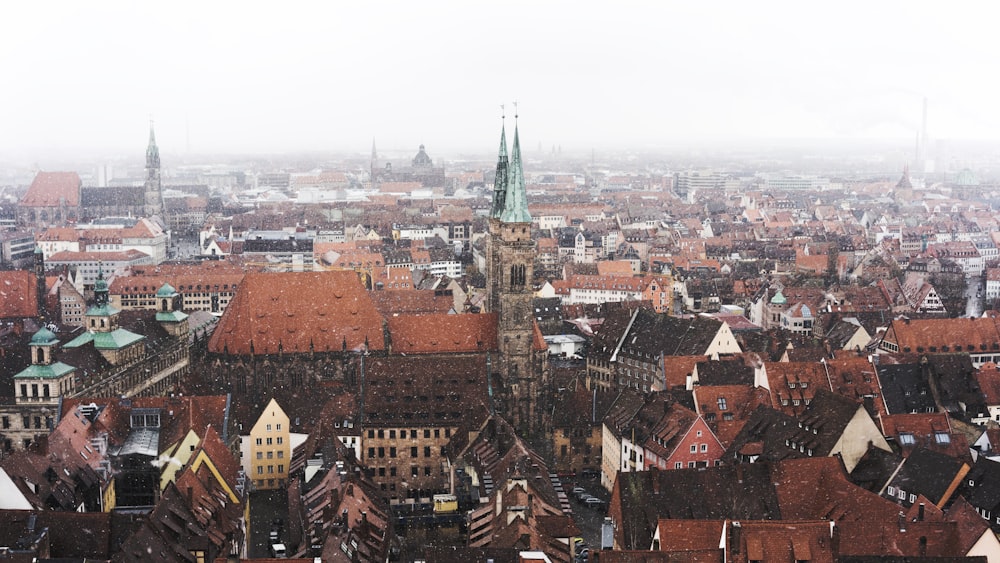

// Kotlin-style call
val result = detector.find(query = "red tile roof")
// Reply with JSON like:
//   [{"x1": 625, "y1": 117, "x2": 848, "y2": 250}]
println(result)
[
  {"x1": 48, "y1": 249, "x2": 149, "y2": 262},
  {"x1": 208, "y1": 271, "x2": 385, "y2": 355},
  {"x1": 387, "y1": 313, "x2": 497, "y2": 354},
  {"x1": 883, "y1": 317, "x2": 1000, "y2": 353},
  {"x1": 21, "y1": 171, "x2": 81, "y2": 207},
  {"x1": 0, "y1": 270, "x2": 39, "y2": 319}
]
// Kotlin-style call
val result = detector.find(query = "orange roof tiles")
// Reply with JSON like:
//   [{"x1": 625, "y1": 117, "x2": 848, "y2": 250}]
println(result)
[
  {"x1": 21, "y1": 171, "x2": 81, "y2": 207},
  {"x1": 663, "y1": 355, "x2": 707, "y2": 389},
  {"x1": 884, "y1": 317, "x2": 1000, "y2": 353},
  {"x1": 596, "y1": 261, "x2": 635, "y2": 276},
  {"x1": 386, "y1": 313, "x2": 497, "y2": 354},
  {"x1": 208, "y1": 271, "x2": 385, "y2": 355},
  {"x1": 0, "y1": 270, "x2": 39, "y2": 319},
  {"x1": 48, "y1": 249, "x2": 149, "y2": 262}
]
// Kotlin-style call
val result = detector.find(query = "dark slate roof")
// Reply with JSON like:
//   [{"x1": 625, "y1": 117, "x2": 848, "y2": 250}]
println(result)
[
  {"x1": 363, "y1": 355, "x2": 490, "y2": 428},
  {"x1": 963, "y1": 457, "x2": 1000, "y2": 515},
  {"x1": 888, "y1": 447, "x2": 967, "y2": 506},
  {"x1": 848, "y1": 444, "x2": 903, "y2": 493},
  {"x1": 552, "y1": 386, "x2": 619, "y2": 428},
  {"x1": 876, "y1": 363, "x2": 937, "y2": 415},
  {"x1": 613, "y1": 463, "x2": 781, "y2": 550},
  {"x1": 695, "y1": 358, "x2": 754, "y2": 386},
  {"x1": 241, "y1": 237, "x2": 313, "y2": 254},
  {"x1": 589, "y1": 305, "x2": 639, "y2": 362},
  {"x1": 925, "y1": 354, "x2": 987, "y2": 419},
  {"x1": 80, "y1": 185, "x2": 145, "y2": 207},
  {"x1": 532, "y1": 297, "x2": 563, "y2": 324},
  {"x1": 724, "y1": 389, "x2": 863, "y2": 464},
  {"x1": 825, "y1": 320, "x2": 866, "y2": 351},
  {"x1": 614, "y1": 308, "x2": 729, "y2": 359}
]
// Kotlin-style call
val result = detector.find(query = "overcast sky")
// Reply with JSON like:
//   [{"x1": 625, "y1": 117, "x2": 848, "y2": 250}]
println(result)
[{"x1": 2, "y1": 1, "x2": 998, "y2": 157}]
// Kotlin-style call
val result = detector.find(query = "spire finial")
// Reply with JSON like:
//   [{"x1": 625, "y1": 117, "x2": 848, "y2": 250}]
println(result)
[
  {"x1": 513, "y1": 101, "x2": 518, "y2": 120},
  {"x1": 501, "y1": 104, "x2": 505, "y2": 121}
]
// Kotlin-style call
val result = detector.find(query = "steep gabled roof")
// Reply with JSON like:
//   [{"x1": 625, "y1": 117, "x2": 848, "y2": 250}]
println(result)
[
  {"x1": 387, "y1": 313, "x2": 497, "y2": 354},
  {"x1": 208, "y1": 271, "x2": 385, "y2": 355},
  {"x1": 0, "y1": 270, "x2": 39, "y2": 319},
  {"x1": 21, "y1": 171, "x2": 81, "y2": 207}
]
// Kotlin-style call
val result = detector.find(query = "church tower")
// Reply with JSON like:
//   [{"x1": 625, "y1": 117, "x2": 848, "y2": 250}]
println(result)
[
  {"x1": 486, "y1": 110, "x2": 542, "y2": 435},
  {"x1": 144, "y1": 122, "x2": 164, "y2": 219}
]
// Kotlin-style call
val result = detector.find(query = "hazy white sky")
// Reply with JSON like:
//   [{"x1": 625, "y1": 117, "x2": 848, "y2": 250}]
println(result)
[{"x1": 2, "y1": 1, "x2": 999, "y2": 156}]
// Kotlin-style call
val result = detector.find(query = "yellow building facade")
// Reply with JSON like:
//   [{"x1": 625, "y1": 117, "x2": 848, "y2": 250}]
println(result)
[{"x1": 249, "y1": 398, "x2": 291, "y2": 489}]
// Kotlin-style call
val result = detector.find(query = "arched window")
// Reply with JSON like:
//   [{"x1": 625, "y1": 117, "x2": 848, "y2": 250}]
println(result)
[
  {"x1": 36, "y1": 348, "x2": 45, "y2": 364},
  {"x1": 162, "y1": 299, "x2": 169, "y2": 312},
  {"x1": 509, "y1": 264, "x2": 526, "y2": 287}
]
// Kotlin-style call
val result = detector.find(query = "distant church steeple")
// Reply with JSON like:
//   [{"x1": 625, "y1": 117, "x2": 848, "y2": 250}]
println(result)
[
  {"x1": 144, "y1": 121, "x2": 165, "y2": 220},
  {"x1": 896, "y1": 163, "x2": 912, "y2": 190}
]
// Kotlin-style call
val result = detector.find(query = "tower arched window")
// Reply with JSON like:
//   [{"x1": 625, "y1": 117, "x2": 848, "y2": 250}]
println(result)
[
  {"x1": 36, "y1": 348, "x2": 45, "y2": 364},
  {"x1": 510, "y1": 264, "x2": 526, "y2": 287}
]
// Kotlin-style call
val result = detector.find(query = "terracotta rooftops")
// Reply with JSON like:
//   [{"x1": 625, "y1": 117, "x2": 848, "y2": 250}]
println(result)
[
  {"x1": 0, "y1": 270, "x2": 39, "y2": 319},
  {"x1": 387, "y1": 313, "x2": 498, "y2": 354},
  {"x1": 209, "y1": 271, "x2": 385, "y2": 355},
  {"x1": 48, "y1": 249, "x2": 149, "y2": 262},
  {"x1": 21, "y1": 171, "x2": 81, "y2": 207},
  {"x1": 884, "y1": 317, "x2": 1000, "y2": 354}
]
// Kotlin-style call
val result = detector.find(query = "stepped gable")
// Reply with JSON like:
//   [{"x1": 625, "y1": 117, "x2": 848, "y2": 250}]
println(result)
[
  {"x1": 208, "y1": 271, "x2": 384, "y2": 355},
  {"x1": 386, "y1": 312, "x2": 498, "y2": 354}
]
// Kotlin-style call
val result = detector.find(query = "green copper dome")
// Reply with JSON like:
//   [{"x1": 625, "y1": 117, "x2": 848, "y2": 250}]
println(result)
[
  {"x1": 156, "y1": 283, "x2": 177, "y2": 298},
  {"x1": 31, "y1": 327, "x2": 58, "y2": 345},
  {"x1": 770, "y1": 289, "x2": 786, "y2": 305}
]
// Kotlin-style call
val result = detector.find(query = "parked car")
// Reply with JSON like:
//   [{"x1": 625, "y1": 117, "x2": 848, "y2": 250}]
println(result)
[
  {"x1": 571, "y1": 487, "x2": 586, "y2": 496},
  {"x1": 585, "y1": 497, "x2": 605, "y2": 510}
]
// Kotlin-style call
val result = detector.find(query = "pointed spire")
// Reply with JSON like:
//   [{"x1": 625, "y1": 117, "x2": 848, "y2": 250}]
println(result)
[
  {"x1": 146, "y1": 120, "x2": 160, "y2": 169},
  {"x1": 500, "y1": 105, "x2": 531, "y2": 223},
  {"x1": 490, "y1": 106, "x2": 509, "y2": 219}
]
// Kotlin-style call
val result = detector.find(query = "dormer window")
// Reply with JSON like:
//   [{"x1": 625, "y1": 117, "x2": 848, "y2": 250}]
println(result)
[
  {"x1": 899, "y1": 432, "x2": 916, "y2": 445},
  {"x1": 934, "y1": 432, "x2": 951, "y2": 444}
]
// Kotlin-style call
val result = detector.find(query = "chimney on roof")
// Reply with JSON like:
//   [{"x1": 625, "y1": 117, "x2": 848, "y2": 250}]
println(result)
[
  {"x1": 898, "y1": 512, "x2": 907, "y2": 532},
  {"x1": 918, "y1": 503, "x2": 925, "y2": 521}
]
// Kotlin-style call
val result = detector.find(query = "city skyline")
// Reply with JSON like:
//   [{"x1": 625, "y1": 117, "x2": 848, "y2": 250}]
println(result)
[{"x1": 3, "y1": 1, "x2": 999, "y2": 157}]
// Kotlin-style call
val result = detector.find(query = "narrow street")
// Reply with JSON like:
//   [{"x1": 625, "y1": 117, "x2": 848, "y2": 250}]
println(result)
[{"x1": 966, "y1": 275, "x2": 983, "y2": 317}]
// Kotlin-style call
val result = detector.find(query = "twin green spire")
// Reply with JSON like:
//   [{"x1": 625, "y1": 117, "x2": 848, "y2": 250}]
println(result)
[{"x1": 490, "y1": 115, "x2": 531, "y2": 223}]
